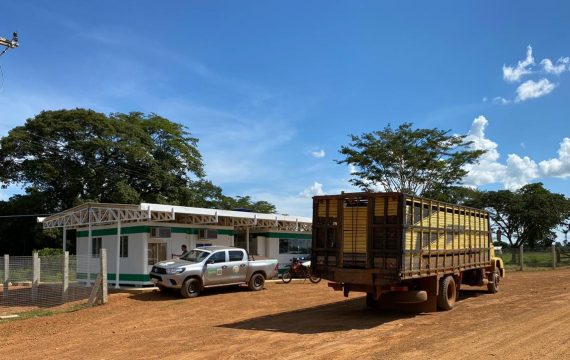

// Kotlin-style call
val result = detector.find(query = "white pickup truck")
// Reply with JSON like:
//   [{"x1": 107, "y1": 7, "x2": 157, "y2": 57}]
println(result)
[{"x1": 149, "y1": 246, "x2": 279, "y2": 298}]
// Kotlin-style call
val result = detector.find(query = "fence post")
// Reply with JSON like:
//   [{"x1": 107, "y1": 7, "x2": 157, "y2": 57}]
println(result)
[
  {"x1": 32, "y1": 252, "x2": 40, "y2": 302},
  {"x1": 62, "y1": 251, "x2": 69, "y2": 302},
  {"x1": 100, "y1": 248, "x2": 108, "y2": 304},
  {"x1": 519, "y1": 244, "x2": 524, "y2": 271},
  {"x1": 552, "y1": 244, "x2": 556, "y2": 269},
  {"x1": 3, "y1": 254, "x2": 8, "y2": 298}
]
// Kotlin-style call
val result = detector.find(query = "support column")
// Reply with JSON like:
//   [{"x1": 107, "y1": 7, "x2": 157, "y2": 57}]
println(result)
[
  {"x1": 32, "y1": 252, "x2": 40, "y2": 302},
  {"x1": 63, "y1": 225, "x2": 67, "y2": 253},
  {"x1": 246, "y1": 227, "x2": 250, "y2": 254},
  {"x1": 115, "y1": 220, "x2": 121, "y2": 289},
  {"x1": 552, "y1": 244, "x2": 556, "y2": 269},
  {"x1": 100, "y1": 248, "x2": 108, "y2": 304},
  {"x1": 87, "y1": 222, "x2": 92, "y2": 285},
  {"x1": 519, "y1": 245, "x2": 524, "y2": 271},
  {"x1": 3, "y1": 254, "x2": 8, "y2": 298},
  {"x1": 62, "y1": 251, "x2": 69, "y2": 302}
]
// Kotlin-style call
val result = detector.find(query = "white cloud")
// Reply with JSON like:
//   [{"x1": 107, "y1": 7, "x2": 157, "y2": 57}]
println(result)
[
  {"x1": 515, "y1": 78, "x2": 556, "y2": 102},
  {"x1": 539, "y1": 138, "x2": 570, "y2": 178},
  {"x1": 541, "y1": 57, "x2": 570, "y2": 75},
  {"x1": 311, "y1": 149, "x2": 326, "y2": 158},
  {"x1": 503, "y1": 45, "x2": 534, "y2": 82},
  {"x1": 462, "y1": 116, "x2": 539, "y2": 190},
  {"x1": 504, "y1": 154, "x2": 539, "y2": 189},
  {"x1": 492, "y1": 96, "x2": 510, "y2": 105},
  {"x1": 348, "y1": 164, "x2": 357, "y2": 175},
  {"x1": 299, "y1": 182, "x2": 325, "y2": 198}
]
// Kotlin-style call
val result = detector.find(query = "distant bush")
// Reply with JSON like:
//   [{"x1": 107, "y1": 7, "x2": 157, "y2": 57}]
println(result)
[{"x1": 36, "y1": 248, "x2": 63, "y2": 256}]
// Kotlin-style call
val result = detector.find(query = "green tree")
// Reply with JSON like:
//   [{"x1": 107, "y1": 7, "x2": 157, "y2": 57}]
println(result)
[
  {"x1": 338, "y1": 123, "x2": 484, "y2": 196},
  {"x1": 476, "y1": 183, "x2": 570, "y2": 248},
  {"x1": 0, "y1": 109, "x2": 276, "y2": 254},
  {"x1": 0, "y1": 109, "x2": 204, "y2": 210}
]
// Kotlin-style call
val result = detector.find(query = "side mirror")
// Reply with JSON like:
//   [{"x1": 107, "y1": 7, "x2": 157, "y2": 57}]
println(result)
[{"x1": 208, "y1": 260, "x2": 215, "y2": 265}]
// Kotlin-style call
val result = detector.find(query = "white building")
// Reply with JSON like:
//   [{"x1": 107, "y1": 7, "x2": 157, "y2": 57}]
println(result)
[{"x1": 41, "y1": 203, "x2": 312, "y2": 287}]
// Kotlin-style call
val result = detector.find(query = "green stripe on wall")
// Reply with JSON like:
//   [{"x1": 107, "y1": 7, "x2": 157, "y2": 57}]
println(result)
[
  {"x1": 78, "y1": 225, "x2": 235, "y2": 237},
  {"x1": 78, "y1": 273, "x2": 150, "y2": 282},
  {"x1": 77, "y1": 225, "x2": 150, "y2": 238}
]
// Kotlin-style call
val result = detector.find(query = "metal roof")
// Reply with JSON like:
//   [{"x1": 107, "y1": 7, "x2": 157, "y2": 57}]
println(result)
[{"x1": 40, "y1": 202, "x2": 312, "y2": 232}]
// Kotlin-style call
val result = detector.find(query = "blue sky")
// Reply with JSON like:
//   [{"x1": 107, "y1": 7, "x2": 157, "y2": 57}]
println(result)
[{"x1": 0, "y1": 1, "x2": 569, "y2": 217}]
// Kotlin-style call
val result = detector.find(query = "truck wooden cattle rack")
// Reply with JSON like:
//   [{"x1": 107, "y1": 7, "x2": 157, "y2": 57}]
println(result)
[{"x1": 312, "y1": 192, "x2": 505, "y2": 312}]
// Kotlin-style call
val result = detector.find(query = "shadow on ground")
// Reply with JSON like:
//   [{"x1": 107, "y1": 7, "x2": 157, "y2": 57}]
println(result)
[
  {"x1": 217, "y1": 297, "x2": 421, "y2": 334},
  {"x1": 128, "y1": 284, "x2": 252, "y2": 301}
]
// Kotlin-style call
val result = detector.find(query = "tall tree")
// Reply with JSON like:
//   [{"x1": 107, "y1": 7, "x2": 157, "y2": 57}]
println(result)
[
  {"x1": 0, "y1": 109, "x2": 276, "y2": 254},
  {"x1": 338, "y1": 123, "x2": 484, "y2": 196},
  {"x1": 476, "y1": 183, "x2": 570, "y2": 248}
]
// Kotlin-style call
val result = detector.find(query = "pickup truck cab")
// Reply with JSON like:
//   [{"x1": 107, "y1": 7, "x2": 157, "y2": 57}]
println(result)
[{"x1": 149, "y1": 246, "x2": 278, "y2": 298}]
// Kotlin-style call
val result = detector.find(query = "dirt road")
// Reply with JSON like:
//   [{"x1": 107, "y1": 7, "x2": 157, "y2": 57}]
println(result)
[{"x1": 1, "y1": 268, "x2": 569, "y2": 360}]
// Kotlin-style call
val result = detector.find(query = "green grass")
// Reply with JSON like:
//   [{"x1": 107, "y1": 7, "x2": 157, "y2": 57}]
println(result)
[
  {"x1": 0, "y1": 304, "x2": 88, "y2": 324},
  {"x1": 499, "y1": 251, "x2": 570, "y2": 268}
]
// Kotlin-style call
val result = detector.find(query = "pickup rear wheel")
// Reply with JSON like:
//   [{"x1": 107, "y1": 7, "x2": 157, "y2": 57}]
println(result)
[
  {"x1": 248, "y1": 273, "x2": 265, "y2": 291},
  {"x1": 181, "y1": 278, "x2": 201, "y2": 298},
  {"x1": 437, "y1": 275, "x2": 456, "y2": 311}
]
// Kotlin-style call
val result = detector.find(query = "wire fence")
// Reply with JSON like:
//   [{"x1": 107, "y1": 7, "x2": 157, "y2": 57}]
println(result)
[
  {"x1": 498, "y1": 245, "x2": 570, "y2": 270},
  {"x1": 1, "y1": 252, "x2": 106, "y2": 316}
]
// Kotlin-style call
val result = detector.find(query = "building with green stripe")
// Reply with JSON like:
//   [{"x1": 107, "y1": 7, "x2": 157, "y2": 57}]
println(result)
[{"x1": 41, "y1": 203, "x2": 312, "y2": 287}]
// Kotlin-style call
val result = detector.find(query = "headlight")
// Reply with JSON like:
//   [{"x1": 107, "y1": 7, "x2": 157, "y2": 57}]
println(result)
[{"x1": 166, "y1": 267, "x2": 185, "y2": 275}]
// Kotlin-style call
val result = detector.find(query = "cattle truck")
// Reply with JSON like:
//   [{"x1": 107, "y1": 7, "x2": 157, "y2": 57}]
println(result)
[{"x1": 312, "y1": 192, "x2": 505, "y2": 311}]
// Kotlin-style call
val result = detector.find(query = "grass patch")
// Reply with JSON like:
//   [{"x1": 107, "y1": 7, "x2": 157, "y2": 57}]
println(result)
[{"x1": 0, "y1": 303, "x2": 89, "y2": 324}]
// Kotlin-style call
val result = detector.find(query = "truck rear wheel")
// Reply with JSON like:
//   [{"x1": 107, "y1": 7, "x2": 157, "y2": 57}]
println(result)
[
  {"x1": 181, "y1": 278, "x2": 200, "y2": 298},
  {"x1": 437, "y1": 275, "x2": 456, "y2": 310},
  {"x1": 248, "y1": 273, "x2": 265, "y2": 291},
  {"x1": 487, "y1": 267, "x2": 500, "y2": 293}
]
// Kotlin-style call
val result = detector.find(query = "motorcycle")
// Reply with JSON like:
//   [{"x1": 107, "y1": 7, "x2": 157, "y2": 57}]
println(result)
[{"x1": 281, "y1": 257, "x2": 321, "y2": 284}]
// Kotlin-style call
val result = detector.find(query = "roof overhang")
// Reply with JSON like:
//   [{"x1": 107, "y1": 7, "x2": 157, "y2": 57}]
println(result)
[{"x1": 40, "y1": 202, "x2": 312, "y2": 232}]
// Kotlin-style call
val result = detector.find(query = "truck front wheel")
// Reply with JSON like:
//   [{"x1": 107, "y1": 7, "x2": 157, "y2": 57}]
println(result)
[
  {"x1": 181, "y1": 278, "x2": 201, "y2": 298},
  {"x1": 437, "y1": 275, "x2": 456, "y2": 310},
  {"x1": 487, "y1": 267, "x2": 500, "y2": 293},
  {"x1": 248, "y1": 273, "x2": 265, "y2": 291}
]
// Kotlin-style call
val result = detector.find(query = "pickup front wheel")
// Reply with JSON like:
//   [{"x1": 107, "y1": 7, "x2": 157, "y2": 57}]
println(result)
[
  {"x1": 248, "y1": 273, "x2": 265, "y2": 291},
  {"x1": 181, "y1": 278, "x2": 201, "y2": 298}
]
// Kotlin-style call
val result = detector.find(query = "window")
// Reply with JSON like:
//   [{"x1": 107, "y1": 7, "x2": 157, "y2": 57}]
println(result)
[
  {"x1": 229, "y1": 250, "x2": 244, "y2": 262},
  {"x1": 208, "y1": 251, "x2": 226, "y2": 264},
  {"x1": 199, "y1": 229, "x2": 217, "y2": 240},
  {"x1": 120, "y1": 236, "x2": 128, "y2": 258},
  {"x1": 148, "y1": 242, "x2": 167, "y2": 265},
  {"x1": 150, "y1": 227, "x2": 171, "y2": 238},
  {"x1": 279, "y1": 238, "x2": 312, "y2": 254},
  {"x1": 196, "y1": 243, "x2": 212, "y2": 248},
  {"x1": 91, "y1": 237, "x2": 102, "y2": 257}
]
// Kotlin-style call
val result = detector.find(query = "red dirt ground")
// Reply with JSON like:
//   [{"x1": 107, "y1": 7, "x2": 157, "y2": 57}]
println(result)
[{"x1": 1, "y1": 268, "x2": 569, "y2": 360}]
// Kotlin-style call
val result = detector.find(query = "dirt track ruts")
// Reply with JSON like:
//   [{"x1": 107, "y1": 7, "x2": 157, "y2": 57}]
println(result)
[{"x1": 1, "y1": 268, "x2": 569, "y2": 360}]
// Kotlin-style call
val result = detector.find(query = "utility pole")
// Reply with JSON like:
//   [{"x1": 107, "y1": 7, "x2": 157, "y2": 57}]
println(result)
[{"x1": 0, "y1": 32, "x2": 18, "y2": 56}]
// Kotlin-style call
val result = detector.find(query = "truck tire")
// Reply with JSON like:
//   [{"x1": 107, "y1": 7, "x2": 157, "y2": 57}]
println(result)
[
  {"x1": 248, "y1": 273, "x2": 265, "y2": 291},
  {"x1": 181, "y1": 278, "x2": 200, "y2": 298},
  {"x1": 487, "y1": 266, "x2": 500, "y2": 293},
  {"x1": 437, "y1": 275, "x2": 456, "y2": 311}
]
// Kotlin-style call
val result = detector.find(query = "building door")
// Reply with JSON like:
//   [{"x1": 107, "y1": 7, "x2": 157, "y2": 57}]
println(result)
[{"x1": 147, "y1": 241, "x2": 167, "y2": 272}]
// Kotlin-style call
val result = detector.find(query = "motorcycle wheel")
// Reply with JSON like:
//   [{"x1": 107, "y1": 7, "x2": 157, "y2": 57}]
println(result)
[
  {"x1": 309, "y1": 274, "x2": 321, "y2": 284},
  {"x1": 281, "y1": 269, "x2": 293, "y2": 283}
]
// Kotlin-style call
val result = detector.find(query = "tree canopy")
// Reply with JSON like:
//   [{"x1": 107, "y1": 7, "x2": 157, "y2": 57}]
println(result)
[
  {"x1": 337, "y1": 123, "x2": 484, "y2": 196},
  {"x1": 466, "y1": 183, "x2": 570, "y2": 248},
  {"x1": 0, "y1": 109, "x2": 275, "y2": 254}
]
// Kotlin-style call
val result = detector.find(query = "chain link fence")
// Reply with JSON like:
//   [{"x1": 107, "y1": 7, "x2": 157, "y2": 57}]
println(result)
[
  {"x1": 1, "y1": 252, "x2": 107, "y2": 316},
  {"x1": 498, "y1": 245, "x2": 570, "y2": 270}
]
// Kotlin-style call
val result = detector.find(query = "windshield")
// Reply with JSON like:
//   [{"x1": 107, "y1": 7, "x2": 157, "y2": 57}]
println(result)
[{"x1": 180, "y1": 249, "x2": 210, "y2": 263}]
